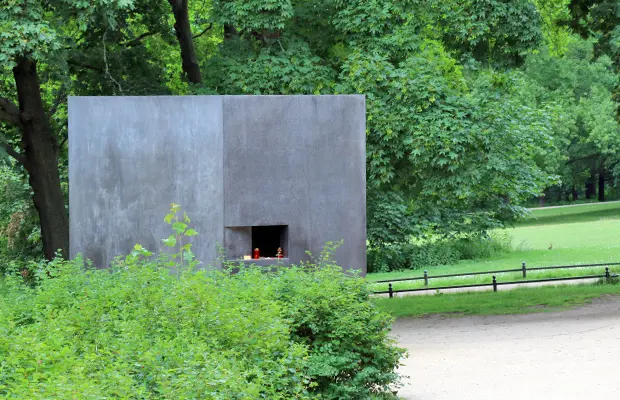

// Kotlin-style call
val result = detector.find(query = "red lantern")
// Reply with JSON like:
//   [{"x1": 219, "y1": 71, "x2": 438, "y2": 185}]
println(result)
[{"x1": 253, "y1": 248, "x2": 260, "y2": 259}]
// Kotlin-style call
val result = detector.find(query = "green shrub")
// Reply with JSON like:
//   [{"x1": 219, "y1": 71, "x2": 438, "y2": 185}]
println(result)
[
  {"x1": 451, "y1": 231, "x2": 512, "y2": 260},
  {"x1": 269, "y1": 245, "x2": 405, "y2": 399},
  {"x1": 0, "y1": 163, "x2": 43, "y2": 274},
  {"x1": 367, "y1": 241, "x2": 460, "y2": 273},
  {"x1": 0, "y1": 206, "x2": 404, "y2": 399},
  {"x1": 367, "y1": 232, "x2": 512, "y2": 273}
]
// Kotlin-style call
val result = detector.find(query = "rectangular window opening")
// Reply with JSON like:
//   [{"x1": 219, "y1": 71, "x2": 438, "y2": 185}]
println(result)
[{"x1": 252, "y1": 225, "x2": 288, "y2": 258}]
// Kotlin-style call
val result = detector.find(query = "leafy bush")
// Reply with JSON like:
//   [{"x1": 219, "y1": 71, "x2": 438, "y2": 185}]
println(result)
[
  {"x1": 367, "y1": 232, "x2": 512, "y2": 273},
  {"x1": 270, "y1": 244, "x2": 405, "y2": 399},
  {"x1": 0, "y1": 206, "x2": 404, "y2": 399},
  {"x1": 367, "y1": 242, "x2": 459, "y2": 273},
  {"x1": 451, "y1": 232, "x2": 512, "y2": 260},
  {"x1": 0, "y1": 163, "x2": 43, "y2": 274}
]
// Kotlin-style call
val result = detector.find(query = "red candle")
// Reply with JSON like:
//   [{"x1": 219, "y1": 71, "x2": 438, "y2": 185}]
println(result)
[{"x1": 253, "y1": 248, "x2": 260, "y2": 259}]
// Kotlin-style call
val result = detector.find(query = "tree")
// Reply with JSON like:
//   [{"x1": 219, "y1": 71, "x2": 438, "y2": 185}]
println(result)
[
  {"x1": 523, "y1": 38, "x2": 620, "y2": 201},
  {"x1": 426, "y1": 0, "x2": 544, "y2": 67},
  {"x1": 564, "y1": 0, "x2": 620, "y2": 115},
  {"x1": 206, "y1": 0, "x2": 554, "y2": 244},
  {"x1": 168, "y1": 0, "x2": 203, "y2": 83},
  {"x1": 3, "y1": 0, "x2": 589, "y2": 262},
  {"x1": 0, "y1": 0, "x2": 139, "y2": 260}
]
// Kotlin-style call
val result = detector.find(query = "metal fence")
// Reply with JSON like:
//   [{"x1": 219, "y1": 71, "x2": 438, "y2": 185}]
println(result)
[{"x1": 373, "y1": 262, "x2": 620, "y2": 298}]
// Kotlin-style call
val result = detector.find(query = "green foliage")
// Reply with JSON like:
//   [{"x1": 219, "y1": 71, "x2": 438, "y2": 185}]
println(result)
[
  {"x1": 425, "y1": 0, "x2": 544, "y2": 67},
  {"x1": 0, "y1": 259, "x2": 309, "y2": 398},
  {"x1": 160, "y1": 203, "x2": 199, "y2": 275},
  {"x1": 253, "y1": 246, "x2": 405, "y2": 399},
  {"x1": 205, "y1": 1, "x2": 555, "y2": 244},
  {"x1": 523, "y1": 37, "x2": 620, "y2": 197},
  {"x1": 3, "y1": 0, "x2": 619, "y2": 265},
  {"x1": 367, "y1": 232, "x2": 512, "y2": 273},
  {"x1": 213, "y1": 0, "x2": 293, "y2": 33},
  {"x1": 532, "y1": 0, "x2": 572, "y2": 54},
  {"x1": 0, "y1": 207, "x2": 404, "y2": 399},
  {"x1": 199, "y1": 0, "x2": 555, "y2": 244},
  {"x1": 0, "y1": 0, "x2": 136, "y2": 68},
  {"x1": 0, "y1": 163, "x2": 42, "y2": 273},
  {"x1": 346, "y1": 44, "x2": 555, "y2": 239},
  {"x1": 566, "y1": 0, "x2": 620, "y2": 65},
  {"x1": 207, "y1": 40, "x2": 335, "y2": 95},
  {"x1": 368, "y1": 242, "x2": 459, "y2": 274}
]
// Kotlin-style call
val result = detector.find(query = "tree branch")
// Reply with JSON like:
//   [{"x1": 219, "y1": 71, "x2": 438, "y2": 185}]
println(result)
[
  {"x1": 121, "y1": 31, "x2": 159, "y2": 48},
  {"x1": 103, "y1": 30, "x2": 123, "y2": 94},
  {"x1": 0, "y1": 132, "x2": 26, "y2": 166},
  {"x1": 48, "y1": 89, "x2": 66, "y2": 120},
  {"x1": 193, "y1": 24, "x2": 213, "y2": 39},
  {"x1": 59, "y1": 135, "x2": 68, "y2": 151},
  {"x1": 608, "y1": 159, "x2": 620, "y2": 169},
  {"x1": 67, "y1": 60, "x2": 103, "y2": 72},
  {"x1": 567, "y1": 153, "x2": 600, "y2": 165},
  {"x1": 0, "y1": 97, "x2": 23, "y2": 129},
  {"x1": 2, "y1": 144, "x2": 26, "y2": 166},
  {"x1": 168, "y1": 0, "x2": 181, "y2": 12}
]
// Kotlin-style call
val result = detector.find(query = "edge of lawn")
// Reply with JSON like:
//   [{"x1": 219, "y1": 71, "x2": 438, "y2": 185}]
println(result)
[{"x1": 374, "y1": 281, "x2": 620, "y2": 319}]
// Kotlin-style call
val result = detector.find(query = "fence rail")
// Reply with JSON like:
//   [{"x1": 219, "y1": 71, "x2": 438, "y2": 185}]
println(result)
[{"x1": 373, "y1": 263, "x2": 620, "y2": 298}]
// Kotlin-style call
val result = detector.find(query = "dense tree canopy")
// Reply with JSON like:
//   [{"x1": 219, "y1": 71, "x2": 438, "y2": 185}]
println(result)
[{"x1": 1, "y1": 0, "x2": 619, "y2": 263}]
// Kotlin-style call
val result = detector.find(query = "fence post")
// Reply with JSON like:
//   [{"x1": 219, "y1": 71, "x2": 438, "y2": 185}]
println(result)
[
  {"x1": 492, "y1": 276, "x2": 497, "y2": 292},
  {"x1": 605, "y1": 267, "x2": 611, "y2": 281},
  {"x1": 388, "y1": 283, "x2": 394, "y2": 298},
  {"x1": 424, "y1": 270, "x2": 428, "y2": 287},
  {"x1": 522, "y1": 261, "x2": 527, "y2": 278}
]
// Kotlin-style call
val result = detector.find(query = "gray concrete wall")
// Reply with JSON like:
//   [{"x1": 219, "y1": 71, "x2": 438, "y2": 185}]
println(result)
[
  {"x1": 68, "y1": 96, "x2": 224, "y2": 267},
  {"x1": 69, "y1": 95, "x2": 365, "y2": 273},
  {"x1": 223, "y1": 95, "x2": 366, "y2": 272}
]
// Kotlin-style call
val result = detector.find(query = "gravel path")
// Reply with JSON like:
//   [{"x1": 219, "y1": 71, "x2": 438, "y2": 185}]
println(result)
[{"x1": 392, "y1": 297, "x2": 620, "y2": 400}]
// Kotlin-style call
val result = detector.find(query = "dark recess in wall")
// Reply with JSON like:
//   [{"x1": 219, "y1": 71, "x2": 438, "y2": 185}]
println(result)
[{"x1": 252, "y1": 225, "x2": 288, "y2": 257}]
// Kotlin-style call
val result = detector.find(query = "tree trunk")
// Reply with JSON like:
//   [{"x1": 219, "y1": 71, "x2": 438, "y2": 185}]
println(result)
[
  {"x1": 169, "y1": 0, "x2": 202, "y2": 83},
  {"x1": 598, "y1": 170, "x2": 605, "y2": 202},
  {"x1": 585, "y1": 167, "x2": 597, "y2": 199},
  {"x1": 224, "y1": 24, "x2": 238, "y2": 40},
  {"x1": 13, "y1": 58, "x2": 69, "y2": 260},
  {"x1": 572, "y1": 186, "x2": 578, "y2": 201}
]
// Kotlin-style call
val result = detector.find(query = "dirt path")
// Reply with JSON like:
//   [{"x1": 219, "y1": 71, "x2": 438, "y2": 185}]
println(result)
[{"x1": 392, "y1": 297, "x2": 620, "y2": 400}]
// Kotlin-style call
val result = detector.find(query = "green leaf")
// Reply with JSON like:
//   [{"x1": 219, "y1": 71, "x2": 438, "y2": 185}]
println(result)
[
  {"x1": 172, "y1": 222, "x2": 187, "y2": 234},
  {"x1": 162, "y1": 235, "x2": 176, "y2": 247}
]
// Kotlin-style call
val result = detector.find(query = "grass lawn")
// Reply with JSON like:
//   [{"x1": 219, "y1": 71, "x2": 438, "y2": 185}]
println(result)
[
  {"x1": 375, "y1": 282, "x2": 620, "y2": 318},
  {"x1": 519, "y1": 201, "x2": 620, "y2": 226},
  {"x1": 369, "y1": 264, "x2": 620, "y2": 293},
  {"x1": 367, "y1": 201, "x2": 620, "y2": 284}
]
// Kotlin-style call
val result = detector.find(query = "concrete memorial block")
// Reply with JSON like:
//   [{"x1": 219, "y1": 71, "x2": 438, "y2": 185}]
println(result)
[{"x1": 69, "y1": 95, "x2": 366, "y2": 274}]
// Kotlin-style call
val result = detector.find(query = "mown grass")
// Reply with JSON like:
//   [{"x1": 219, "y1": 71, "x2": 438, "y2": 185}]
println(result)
[
  {"x1": 368, "y1": 264, "x2": 620, "y2": 293},
  {"x1": 367, "y1": 201, "x2": 620, "y2": 283},
  {"x1": 510, "y1": 218, "x2": 620, "y2": 251},
  {"x1": 367, "y1": 248, "x2": 620, "y2": 282},
  {"x1": 375, "y1": 282, "x2": 620, "y2": 318},
  {"x1": 517, "y1": 201, "x2": 620, "y2": 227}
]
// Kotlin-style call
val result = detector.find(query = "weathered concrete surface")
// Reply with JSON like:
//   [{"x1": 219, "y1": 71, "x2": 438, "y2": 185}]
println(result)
[
  {"x1": 69, "y1": 95, "x2": 366, "y2": 273},
  {"x1": 68, "y1": 96, "x2": 224, "y2": 267},
  {"x1": 223, "y1": 95, "x2": 366, "y2": 272},
  {"x1": 393, "y1": 297, "x2": 620, "y2": 400}
]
